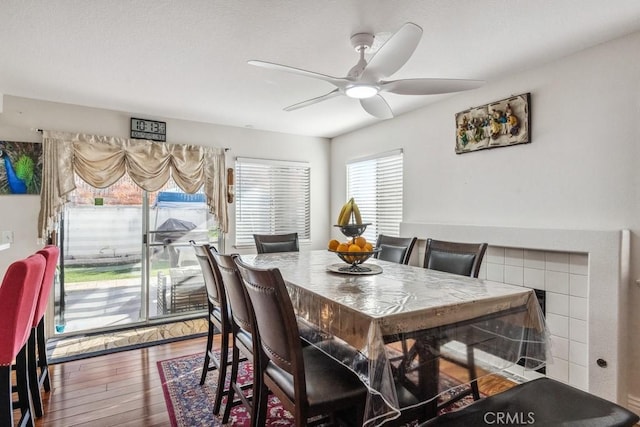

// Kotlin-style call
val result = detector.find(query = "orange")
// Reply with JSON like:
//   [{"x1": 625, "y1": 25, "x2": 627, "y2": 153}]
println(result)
[
  {"x1": 348, "y1": 244, "x2": 362, "y2": 252},
  {"x1": 328, "y1": 239, "x2": 340, "y2": 251},
  {"x1": 354, "y1": 236, "x2": 367, "y2": 249},
  {"x1": 336, "y1": 243, "x2": 350, "y2": 252},
  {"x1": 364, "y1": 242, "x2": 373, "y2": 251}
]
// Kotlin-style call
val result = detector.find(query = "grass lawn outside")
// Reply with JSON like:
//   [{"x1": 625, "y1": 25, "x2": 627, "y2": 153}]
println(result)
[{"x1": 64, "y1": 260, "x2": 172, "y2": 283}]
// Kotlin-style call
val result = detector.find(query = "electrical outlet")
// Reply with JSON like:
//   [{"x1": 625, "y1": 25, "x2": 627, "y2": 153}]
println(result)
[{"x1": 1, "y1": 231, "x2": 14, "y2": 244}]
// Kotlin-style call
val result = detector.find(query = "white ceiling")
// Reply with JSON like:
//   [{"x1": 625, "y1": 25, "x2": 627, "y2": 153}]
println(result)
[{"x1": 1, "y1": 1, "x2": 640, "y2": 138}]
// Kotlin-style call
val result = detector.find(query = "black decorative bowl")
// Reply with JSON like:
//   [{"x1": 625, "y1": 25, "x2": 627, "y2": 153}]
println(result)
[
  {"x1": 328, "y1": 248, "x2": 380, "y2": 273},
  {"x1": 328, "y1": 247, "x2": 380, "y2": 269},
  {"x1": 334, "y1": 223, "x2": 371, "y2": 238}
]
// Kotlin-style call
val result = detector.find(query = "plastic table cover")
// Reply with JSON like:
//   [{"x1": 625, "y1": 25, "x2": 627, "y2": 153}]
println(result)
[{"x1": 240, "y1": 250, "x2": 548, "y2": 426}]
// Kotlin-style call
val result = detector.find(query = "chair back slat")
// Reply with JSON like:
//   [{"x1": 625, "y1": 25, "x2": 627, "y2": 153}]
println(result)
[
  {"x1": 191, "y1": 243, "x2": 223, "y2": 306},
  {"x1": 33, "y1": 245, "x2": 60, "y2": 327},
  {"x1": 423, "y1": 238, "x2": 488, "y2": 278},
  {"x1": 375, "y1": 234, "x2": 417, "y2": 264},
  {"x1": 234, "y1": 258, "x2": 303, "y2": 377},
  {"x1": 213, "y1": 253, "x2": 254, "y2": 334},
  {"x1": 253, "y1": 233, "x2": 299, "y2": 254}
]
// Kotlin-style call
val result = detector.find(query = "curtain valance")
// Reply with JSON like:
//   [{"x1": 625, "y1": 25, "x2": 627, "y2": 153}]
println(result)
[{"x1": 38, "y1": 130, "x2": 228, "y2": 238}]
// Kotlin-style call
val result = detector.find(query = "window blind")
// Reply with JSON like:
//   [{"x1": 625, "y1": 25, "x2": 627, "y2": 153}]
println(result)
[
  {"x1": 235, "y1": 157, "x2": 310, "y2": 247},
  {"x1": 346, "y1": 149, "x2": 403, "y2": 242}
]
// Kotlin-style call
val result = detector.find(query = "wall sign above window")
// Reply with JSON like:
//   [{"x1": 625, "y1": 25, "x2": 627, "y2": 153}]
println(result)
[
  {"x1": 130, "y1": 117, "x2": 166, "y2": 142},
  {"x1": 455, "y1": 93, "x2": 530, "y2": 154}
]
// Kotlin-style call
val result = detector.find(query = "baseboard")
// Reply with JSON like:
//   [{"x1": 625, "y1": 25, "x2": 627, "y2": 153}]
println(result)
[{"x1": 627, "y1": 393, "x2": 640, "y2": 414}]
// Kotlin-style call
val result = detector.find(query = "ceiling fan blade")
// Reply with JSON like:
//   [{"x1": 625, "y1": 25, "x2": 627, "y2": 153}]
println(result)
[
  {"x1": 283, "y1": 89, "x2": 342, "y2": 111},
  {"x1": 360, "y1": 95, "x2": 394, "y2": 119},
  {"x1": 381, "y1": 78, "x2": 485, "y2": 95},
  {"x1": 361, "y1": 22, "x2": 423, "y2": 80},
  {"x1": 248, "y1": 60, "x2": 349, "y2": 88}
]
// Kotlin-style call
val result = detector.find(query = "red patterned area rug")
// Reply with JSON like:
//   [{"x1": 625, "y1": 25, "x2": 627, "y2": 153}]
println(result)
[{"x1": 158, "y1": 353, "x2": 479, "y2": 427}]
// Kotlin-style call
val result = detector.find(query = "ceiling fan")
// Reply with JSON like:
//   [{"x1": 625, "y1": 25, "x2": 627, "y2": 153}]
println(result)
[{"x1": 248, "y1": 22, "x2": 484, "y2": 119}]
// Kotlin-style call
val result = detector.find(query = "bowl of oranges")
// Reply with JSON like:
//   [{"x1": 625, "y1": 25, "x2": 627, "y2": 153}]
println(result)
[{"x1": 327, "y1": 234, "x2": 380, "y2": 269}]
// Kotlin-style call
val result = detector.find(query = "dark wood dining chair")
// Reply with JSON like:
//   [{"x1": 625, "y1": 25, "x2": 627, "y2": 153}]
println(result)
[
  {"x1": 28, "y1": 245, "x2": 60, "y2": 417},
  {"x1": 0, "y1": 254, "x2": 46, "y2": 427},
  {"x1": 423, "y1": 238, "x2": 487, "y2": 278},
  {"x1": 419, "y1": 377, "x2": 639, "y2": 427},
  {"x1": 211, "y1": 252, "x2": 261, "y2": 425},
  {"x1": 191, "y1": 242, "x2": 233, "y2": 416},
  {"x1": 253, "y1": 232, "x2": 299, "y2": 254},
  {"x1": 374, "y1": 234, "x2": 417, "y2": 264},
  {"x1": 384, "y1": 238, "x2": 489, "y2": 423},
  {"x1": 422, "y1": 238, "x2": 488, "y2": 404},
  {"x1": 233, "y1": 257, "x2": 367, "y2": 426}
]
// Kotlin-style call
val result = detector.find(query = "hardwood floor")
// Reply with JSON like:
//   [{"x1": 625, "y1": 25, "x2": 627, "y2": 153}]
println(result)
[
  {"x1": 28, "y1": 337, "x2": 206, "y2": 427},
  {"x1": 16, "y1": 336, "x2": 516, "y2": 427}
]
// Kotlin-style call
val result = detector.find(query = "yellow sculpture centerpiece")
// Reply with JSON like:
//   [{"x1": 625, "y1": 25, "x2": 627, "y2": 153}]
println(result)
[{"x1": 328, "y1": 198, "x2": 379, "y2": 272}]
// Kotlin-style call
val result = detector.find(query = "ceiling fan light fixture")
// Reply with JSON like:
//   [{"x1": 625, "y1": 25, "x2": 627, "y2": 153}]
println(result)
[
  {"x1": 345, "y1": 84, "x2": 379, "y2": 99},
  {"x1": 250, "y1": 23, "x2": 481, "y2": 118}
]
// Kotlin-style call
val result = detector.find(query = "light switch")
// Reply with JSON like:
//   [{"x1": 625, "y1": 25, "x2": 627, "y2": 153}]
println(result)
[{"x1": 1, "y1": 231, "x2": 14, "y2": 244}]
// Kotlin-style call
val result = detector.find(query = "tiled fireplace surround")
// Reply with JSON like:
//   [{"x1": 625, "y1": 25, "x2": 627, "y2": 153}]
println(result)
[{"x1": 401, "y1": 223, "x2": 632, "y2": 407}]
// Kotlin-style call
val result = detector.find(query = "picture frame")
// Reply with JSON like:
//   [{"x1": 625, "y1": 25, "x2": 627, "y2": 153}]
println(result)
[
  {"x1": 0, "y1": 141, "x2": 43, "y2": 195},
  {"x1": 455, "y1": 93, "x2": 531, "y2": 154}
]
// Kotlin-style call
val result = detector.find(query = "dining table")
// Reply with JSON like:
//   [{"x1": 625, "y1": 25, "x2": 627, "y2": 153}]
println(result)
[{"x1": 240, "y1": 249, "x2": 548, "y2": 427}]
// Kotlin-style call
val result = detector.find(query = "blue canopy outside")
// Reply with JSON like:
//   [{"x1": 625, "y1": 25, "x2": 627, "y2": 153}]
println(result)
[{"x1": 154, "y1": 191, "x2": 205, "y2": 207}]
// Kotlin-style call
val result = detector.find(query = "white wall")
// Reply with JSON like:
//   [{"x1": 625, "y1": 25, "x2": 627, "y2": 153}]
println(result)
[
  {"x1": 0, "y1": 95, "x2": 332, "y2": 274},
  {"x1": 332, "y1": 31, "x2": 640, "y2": 408},
  {"x1": 2, "y1": 28, "x2": 640, "y2": 409}
]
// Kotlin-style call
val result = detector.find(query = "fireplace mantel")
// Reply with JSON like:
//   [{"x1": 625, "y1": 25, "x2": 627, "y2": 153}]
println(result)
[{"x1": 401, "y1": 222, "x2": 631, "y2": 405}]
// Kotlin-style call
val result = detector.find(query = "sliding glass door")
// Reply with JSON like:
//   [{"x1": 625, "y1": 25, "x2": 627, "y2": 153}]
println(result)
[
  {"x1": 147, "y1": 185, "x2": 219, "y2": 320},
  {"x1": 55, "y1": 176, "x2": 219, "y2": 336}
]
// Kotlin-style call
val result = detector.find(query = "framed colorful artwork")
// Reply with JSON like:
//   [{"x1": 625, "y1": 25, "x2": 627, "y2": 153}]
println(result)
[
  {"x1": 455, "y1": 93, "x2": 531, "y2": 154},
  {"x1": 0, "y1": 141, "x2": 43, "y2": 195}
]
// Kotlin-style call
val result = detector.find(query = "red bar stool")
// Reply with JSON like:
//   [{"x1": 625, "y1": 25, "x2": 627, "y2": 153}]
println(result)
[
  {"x1": 0, "y1": 254, "x2": 46, "y2": 427},
  {"x1": 27, "y1": 245, "x2": 60, "y2": 417}
]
